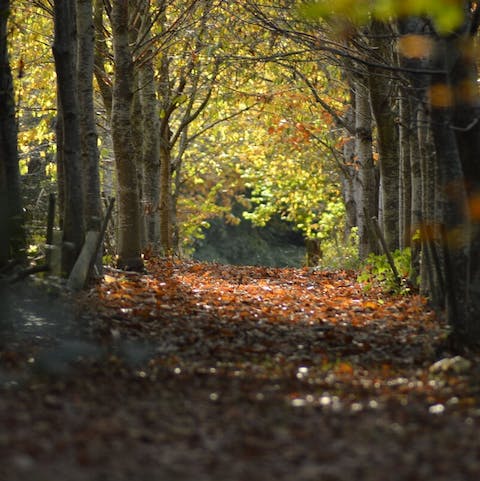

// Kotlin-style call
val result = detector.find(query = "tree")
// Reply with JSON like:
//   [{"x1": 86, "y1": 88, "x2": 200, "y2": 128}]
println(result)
[
  {"x1": 53, "y1": 0, "x2": 85, "y2": 274},
  {"x1": 135, "y1": 0, "x2": 160, "y2": 248},
  {"x1": 303, "y1": 0, "x2": 480, "y2": 346},
  {"x1": 110, "y1": 0, "x2": 144, "y2": 271},
  {"x1": 367, "y1": 20, "x2": 400, "y2": 251},
  {"x1": 0, "y1": 0, "x2": 25, "y2": 266},
  {"x1": 77, "y1": 0, "x2": 101, "y2": 236},
  {"x1": 426, "y1": 5, "x2": 480, "y2": 344}
]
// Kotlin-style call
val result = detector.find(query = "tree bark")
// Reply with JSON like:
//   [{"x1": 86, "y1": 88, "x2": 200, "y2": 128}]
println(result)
[
  {"x1": 409, "y1": 102, "x2": 423, "y2": 284},
  {"x1": 77, "y1": 0, "x2": 101, "y2": 234},
  {"x1": 130, "y1": 70, "x2": 146, "y2": 249},
  {"x1": 93, "y1": 0, "x2": 112, "y2": 119},
  {"x1": 368, "y1": 20, "x2": 400, "y2": 252},
  {"x1": 158, "y1": 51, "x2": 173, "y2": 255},
  {"x1": 447, "y1": 24, "x2": 480, "y2": 343},
  {"x1": 355, "y1": 79, "x2": 378, "y2": 259},
  {"x1": 428, "y1": 26, "x2": 480, "y2": 343},
  {"x1": 110, "y1": 0, "x2": 143, "y2": 271},
  {"x1": 159, "y1": 120, "x2": 173, "y2": 255},
  {"x1": 398, "y1": 93, "x2": 412, "y2": 249},
  {"x1": 53, "y1": 0, "x2": 85, "y2": 275},
  {"x1": 0, "y1": 0, "x2": 25, "y2": 266},
  {"x1": 137, "y1": 7, "x2": 161, "y2": 248}
]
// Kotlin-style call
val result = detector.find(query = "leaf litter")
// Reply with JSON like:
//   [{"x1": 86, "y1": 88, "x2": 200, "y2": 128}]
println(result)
[{"x1": 1, "y1": 259, "x2": 480, "y2": 480}]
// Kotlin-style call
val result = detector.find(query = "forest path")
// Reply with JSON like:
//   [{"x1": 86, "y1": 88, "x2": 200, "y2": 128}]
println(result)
[{"x1": 1, "y1": 259, "x2": 480, "y2": 480}]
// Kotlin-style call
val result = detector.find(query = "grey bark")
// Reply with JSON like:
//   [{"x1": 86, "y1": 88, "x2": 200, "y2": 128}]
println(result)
[
  {"x1": 409, "y1": 102, "x2": 423, "y2": 284},
  {"x1": 93, "y1": 0, "x2": 112, "y2": 119},
  {"x1": 367, "y1": 21, "x2": 400, "y2": 252},
  {"x1": 110, "y1": 0, "x2": 143, "y2": 271},
  {"x1": 355, "y1": 79, "x2": 378, "y2": 259},
  {"x1": 159, "y1": 108, "x2": 173, "y2": 255},
  {"x1": 397, "y1": 17, "x2": 439, "y2": 297},
  {"x1": 77, "y1": 0, "x2": 101, "y2": 234},
  {"x1": 53, "y1": 0, "x2": 85, "y2": 275},
  {"x1": 130, "y1": 71, "x2": 146, "y2": 248},
  {"x1": 138, "y1": 21, "x2": 161, "y2": 248},
  {"x1": 398, "y1": 93, "x2": 412, "y2": 249}
]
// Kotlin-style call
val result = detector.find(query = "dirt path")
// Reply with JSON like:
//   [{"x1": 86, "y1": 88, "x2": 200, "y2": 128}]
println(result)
[{"x1": 1, "y1": 259, "x2": 480, "y2": 480}]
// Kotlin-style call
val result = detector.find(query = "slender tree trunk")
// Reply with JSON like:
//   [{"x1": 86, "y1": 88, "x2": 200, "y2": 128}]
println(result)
[
  {"x1": 171, "y1": 128, "x2": 189, "y2": 253},
  {"x1": 368, "y1": 21, "x2": 400, "y2": 252},
  {"x1": 53, "y1": 0, "x2": 85, "y2": 275},
  {"x1": 398, "y1": 93, "x2": 411, "y2": 249},
  {"x1": 355, "y1": 79, "x2": 378, "y2": 259},
  {"x1": 55, "y1": 87, "x2": 65, "y2": 230},
  {"x1": 158, "y1": 52, "x2": 173, "y2": 255},
  {"x1": 110, "y1": 0, "x2": 143, "y2": 271},
  {"x1": 409, "y1": 101, "x2": 422, "y2": 284},
  {"x1": 159, "y1": 124, "x2": 172, "y2": 255},
  {"x1": 418, "y1": 106, "x2": 444, "y2": 302},
  {"x1": 130, "y1": 72, "x2": 146, "y2": 248},
  {"x1": 340, "y1": 106, "x2": 358, "y2": 238},
  {"x1": 0, "y1": 0, "x2": 25, "y2": 266},
  {"x1": 77, "y1": 0, "x2": 101, "y2": 234},
  {"x1": 397, "y1": 16, "x2": 438, "y2": 297},
  {"x1": 93, "y1": 0, "x2": 112, "y2": 119},
  {"x1": 138, "y1": 27, "x2": 161, "y2": 248}
]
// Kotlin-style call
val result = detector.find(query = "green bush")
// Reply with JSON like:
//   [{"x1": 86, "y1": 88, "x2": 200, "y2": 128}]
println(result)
[{"x1": 358, "y1": 248, "x2": 412, "y2": 294}]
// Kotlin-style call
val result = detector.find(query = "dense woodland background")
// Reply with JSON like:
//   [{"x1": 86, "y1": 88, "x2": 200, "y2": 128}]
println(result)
[{"x1": 2, "y1": 0, "x2": 480, "y2": 347}]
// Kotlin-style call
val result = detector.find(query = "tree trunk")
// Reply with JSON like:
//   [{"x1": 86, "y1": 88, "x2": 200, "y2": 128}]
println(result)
[
  {"x1": 429, "y1": 31, "x2": 474, "y2": 342},
  {"x1": 397, "y1": 16, "x2": 438, "y2": 297},
  {"x1": 158, "y1": 51, "x2": 173, "y2": 255},
  {"x1": 53, "y1": 0, "x2": 85, "y2": 275},
  {"x1": 138, "y1": 34, "x2": 161, "y2": 248},
  {"x1": 448, "y1": 27, "x2": 480, "y2": 343},
  {"x1": 341, "y1": 114, "x2": 358, "y2": 238},
  {"x1": 355, "y1": 79, "x2": 378, "y2": 259},
  {"x1": 110, "y1": 0, "x2": 143, "y2": 271},
  {"x1": 130, "y1": 72, "x2": 146, "y2": 248},
  {"x1": 418, "y1": 105, "x2": 444, "y2": 303},
  {"x1": 159, "y1": 126, "x2": 173, "y2": 255},
  {"x1": 409, "y1": 102, "x2": 423, "y2": 284},
  {"x1": 55, "y1": 91, "x2": 65, "y2": 231},
  {"x1": 0, "y1": 0, "x2": 25, "y2": 266},
  {"x1": 368, "y1": 21, "x2": 400, "y2": 252},
  {"x1": 398, "y1": 93, "x2": 412, "y2": 249},
  {"x1": 93, "y1": 0, "x2": 112, "y2": 119},
  {"x1": 77, "y1": 0, "x2": 101, "y2": 234}
]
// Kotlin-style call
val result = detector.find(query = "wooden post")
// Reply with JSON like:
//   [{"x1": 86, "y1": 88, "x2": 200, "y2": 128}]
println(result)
[
  {"x1": 67, "y1": 197, "x2": 116, "y2": 290},
  {"x1": 67, "y1": 231, "x2": 100, "y2": 291},
  {"x1": 50, "y1": 229, "x2": 63, "y2": 276},
  {"x1": 45, "y1": 193, "x2": 56, "y2": 266}
]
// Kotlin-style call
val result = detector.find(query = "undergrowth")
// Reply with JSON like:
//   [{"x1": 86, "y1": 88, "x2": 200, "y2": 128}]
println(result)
[{"x1": 358, "y1": 248, "x2": 412, "y2": 294}]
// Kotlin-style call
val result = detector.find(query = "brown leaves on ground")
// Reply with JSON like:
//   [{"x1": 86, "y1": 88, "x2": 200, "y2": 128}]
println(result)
[{"x1": 1, "y1": 259, "x2": 480, "y2": 481}]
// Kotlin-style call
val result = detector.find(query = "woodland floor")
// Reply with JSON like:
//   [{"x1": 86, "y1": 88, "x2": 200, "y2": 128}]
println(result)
[{"x1": 1, "y1": 259, "x2": 480, "y2": 481}]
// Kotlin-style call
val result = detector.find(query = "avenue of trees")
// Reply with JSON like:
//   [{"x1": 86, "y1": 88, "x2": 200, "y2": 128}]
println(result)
[{"x1": 1, "y1": 0, "x2": 480, "y2": 346}]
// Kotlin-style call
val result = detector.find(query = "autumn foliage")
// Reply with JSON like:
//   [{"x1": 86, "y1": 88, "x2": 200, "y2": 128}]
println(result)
[{"x1": 3, "y1": 261, "x2": 480, "y2": 479}]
